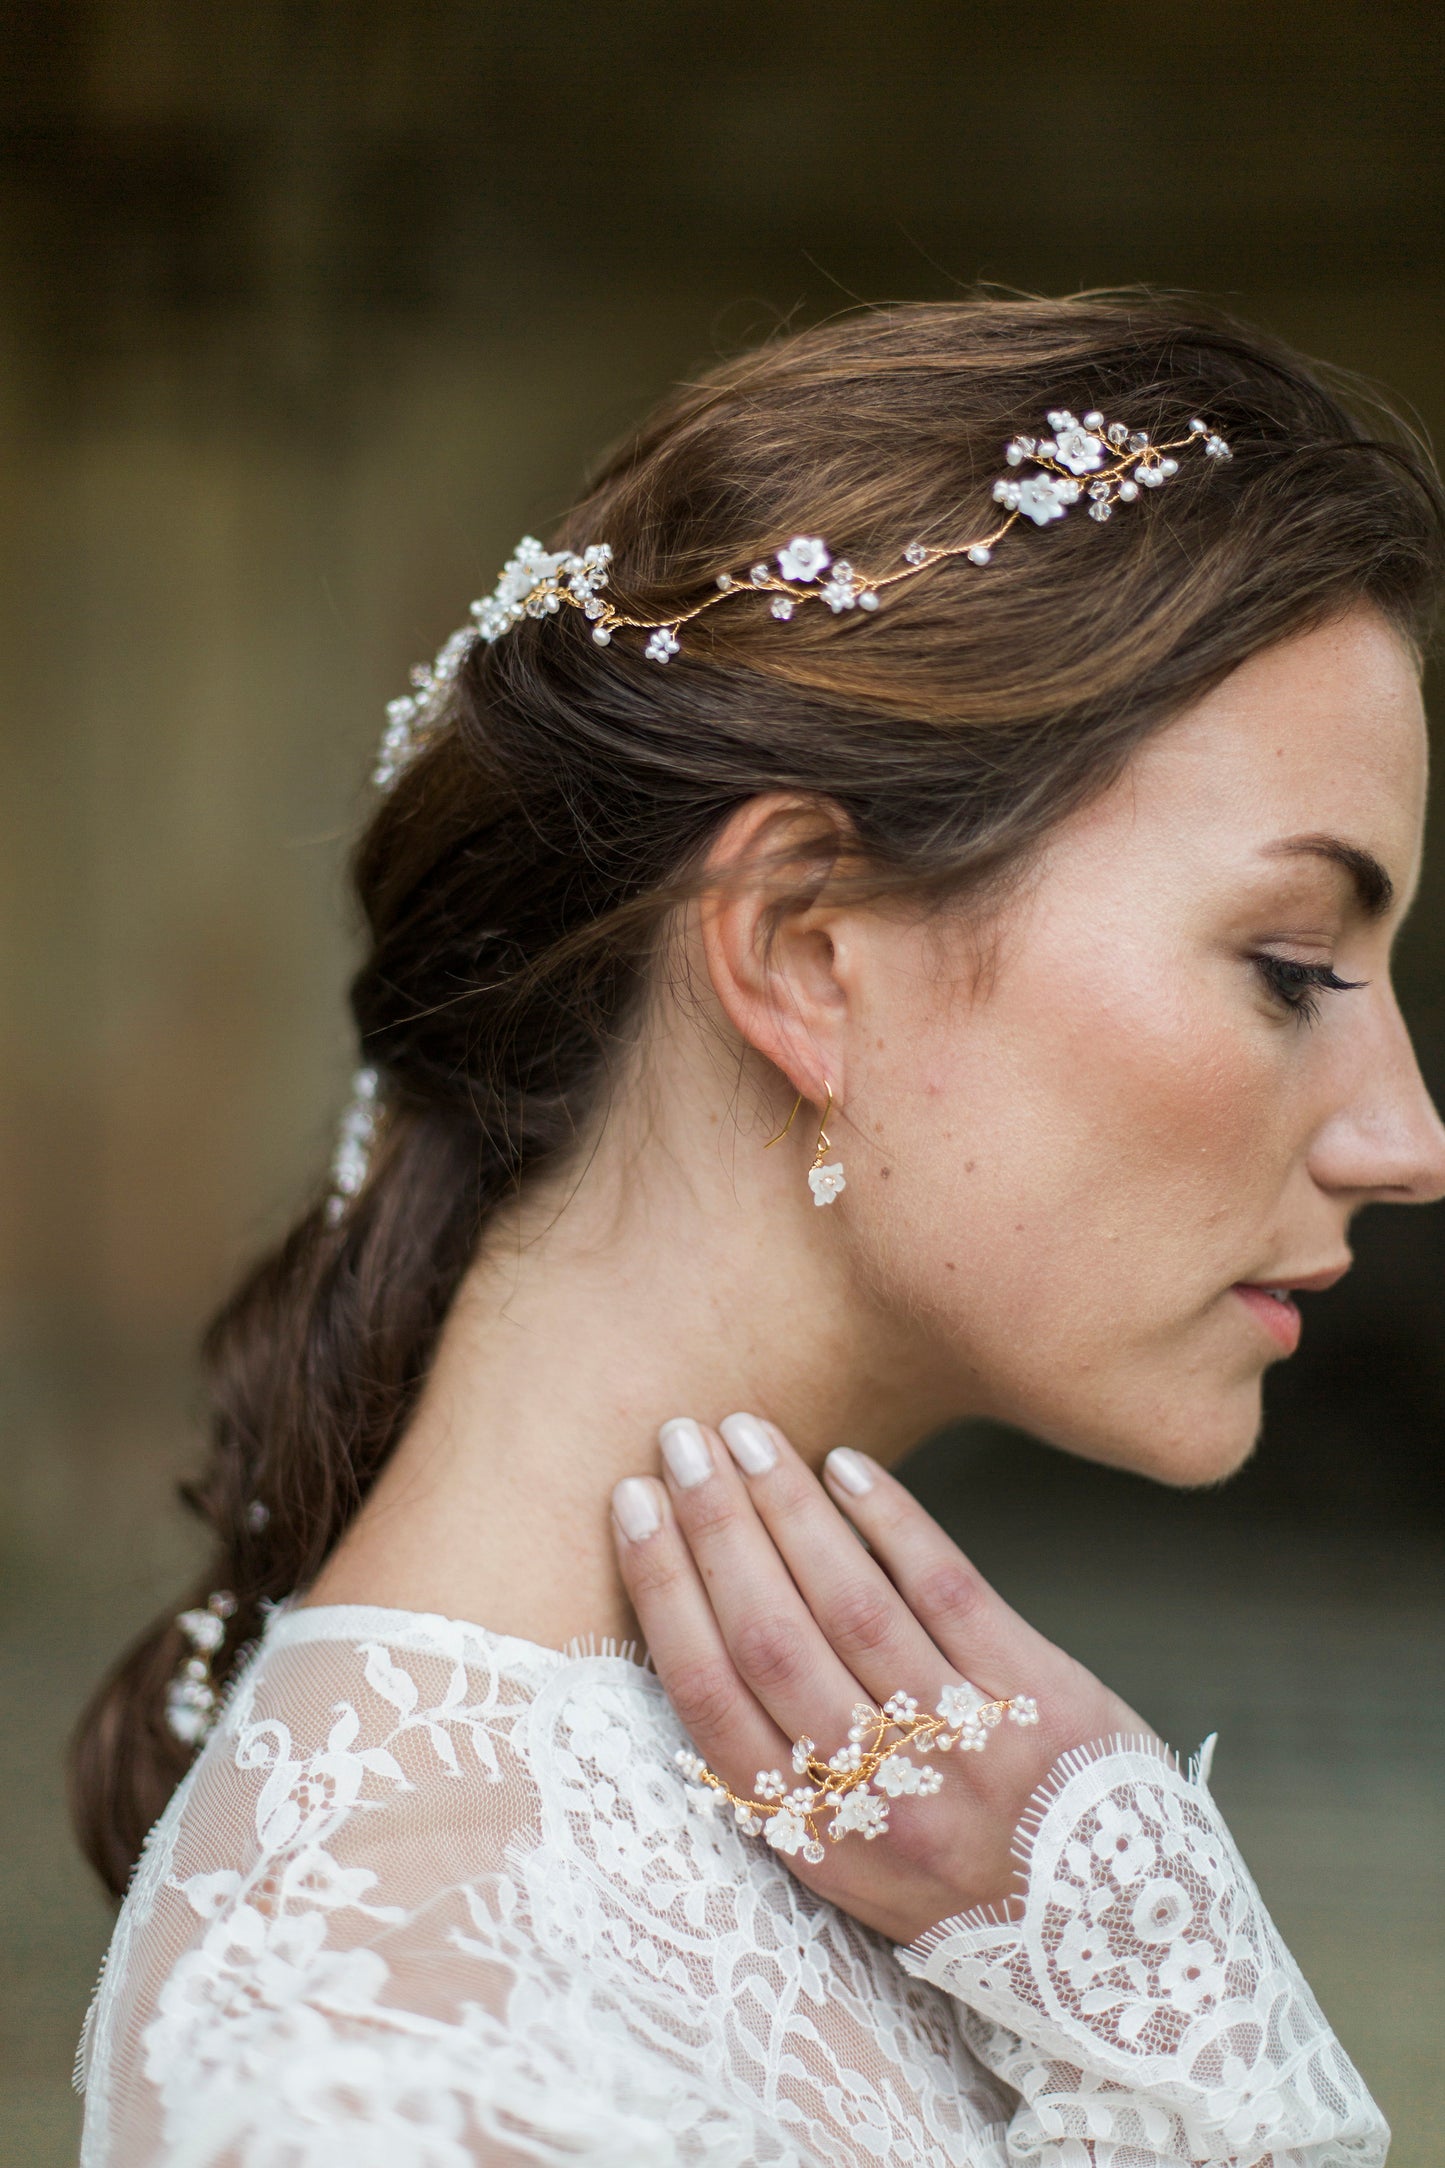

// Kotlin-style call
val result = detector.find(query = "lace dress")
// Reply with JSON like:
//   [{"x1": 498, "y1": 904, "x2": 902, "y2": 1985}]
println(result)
[{"x1": 77, "y1": 1603, "x2": 1387, "y2": 2166}]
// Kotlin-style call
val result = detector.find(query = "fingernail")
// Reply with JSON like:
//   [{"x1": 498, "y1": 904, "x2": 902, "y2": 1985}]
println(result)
[
  {"x1": 825, "y1": 1447, "x2": 875, "y2": 1497},
  {"x1": 719, "y1": 1412, "x2": 778, "y2": 1476},
  {"x1": 659, "y1": 1417, "x2": 712, "y2": 1489},
  {"x1": 612, "y1": 1477, "x2": 661, "y2": 1542}
]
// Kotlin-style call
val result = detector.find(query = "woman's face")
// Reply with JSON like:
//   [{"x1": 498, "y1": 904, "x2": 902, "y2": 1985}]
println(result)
[{"x1": 849, "y1": 606, "x2": 1445, "y2": 1482}]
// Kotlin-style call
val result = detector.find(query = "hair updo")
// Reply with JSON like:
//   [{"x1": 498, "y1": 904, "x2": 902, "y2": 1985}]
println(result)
[{"x1": 72, "y1": 293, "x2": 1445, "y2": 1895}]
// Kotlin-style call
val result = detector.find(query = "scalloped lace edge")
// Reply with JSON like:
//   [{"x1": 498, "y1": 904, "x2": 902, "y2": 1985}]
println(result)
[{"x1": 900, "y1": 1728, "x2": 1218, "y2": 1960}]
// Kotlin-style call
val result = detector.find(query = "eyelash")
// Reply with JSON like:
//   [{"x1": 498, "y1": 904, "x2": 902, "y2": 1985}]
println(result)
[{"x1": 1252, "y1": 953, "x2": 1366, "y2": 1025}]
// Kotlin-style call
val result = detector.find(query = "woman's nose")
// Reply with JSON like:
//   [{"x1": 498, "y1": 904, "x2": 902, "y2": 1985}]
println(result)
[{"x1": 1309, "y1": 997, "x2": 1445, "y2": 1205}]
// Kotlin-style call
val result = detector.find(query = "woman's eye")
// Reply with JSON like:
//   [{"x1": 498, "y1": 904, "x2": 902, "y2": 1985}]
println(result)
[{"x1": 1253, "y1": 953, "x2": 1366, "y2": 1025}]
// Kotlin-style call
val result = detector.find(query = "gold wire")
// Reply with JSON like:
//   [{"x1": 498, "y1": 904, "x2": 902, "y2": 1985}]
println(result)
[
  {"x1": 763, "y1": 1094, "x2": 804, "y2": 1151},
  {"x1": 555, "y1": 425, "x2": 1207, "y2": 647},
  {"x1": 689, "y1": 1694, "x2": 1029, "y2": 1850},
  {"x1": 811, "y1": 1083, "x2": 833, "y2": 1169},
  {"x1": 764, "y1": 1082, "x2": 834, "y2": 1158}
]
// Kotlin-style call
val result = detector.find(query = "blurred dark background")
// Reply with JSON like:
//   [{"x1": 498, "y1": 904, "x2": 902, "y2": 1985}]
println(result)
[{"x1": 2, "y1": 4, "x2": 1442, "y2": 2160}]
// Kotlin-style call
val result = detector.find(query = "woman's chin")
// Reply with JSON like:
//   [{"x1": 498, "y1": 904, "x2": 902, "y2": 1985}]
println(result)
[{"x1": 1037, "y1": 1379, "x2": 1265, "y2": 1491}]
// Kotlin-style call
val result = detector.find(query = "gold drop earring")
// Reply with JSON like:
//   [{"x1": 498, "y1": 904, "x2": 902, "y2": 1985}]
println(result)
[{"x1": 766, "y1": 1082, "x2": 846, "y2": 1207}]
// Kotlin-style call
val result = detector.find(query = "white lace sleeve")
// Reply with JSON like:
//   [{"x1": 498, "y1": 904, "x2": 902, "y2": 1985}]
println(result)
[{"x1": 896, "y1": 1736, "x2": 1388, "y2": 2168}]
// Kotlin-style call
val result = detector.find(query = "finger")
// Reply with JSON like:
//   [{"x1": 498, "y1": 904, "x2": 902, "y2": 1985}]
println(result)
[
  {"x1": 656, "y1": 1418, "x2": 864, "y2": 1748},
  {"x1": 818, "y1": 1447, "x2": 1071, "y2": 1704},
  {"x1": 716, "y1": 1412, "x2": 953, "y2": 1710},
  {"x1": 610, "y1": 1476, "x2": 790, "y2": 1795}
]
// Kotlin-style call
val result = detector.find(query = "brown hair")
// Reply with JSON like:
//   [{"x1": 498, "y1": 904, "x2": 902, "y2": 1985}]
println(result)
[{"x1": 72, "y1": 293, "x2": 1445, "y2": 1895}]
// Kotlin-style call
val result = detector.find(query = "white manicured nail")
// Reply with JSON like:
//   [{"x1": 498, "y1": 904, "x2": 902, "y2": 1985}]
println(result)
[
  {"x1": 719, "y1": 1412, "x2": 778, "y2": 1476},
  {"x1": 825, "y1": 1447, "x2": 876, "y2": 1497},
  {"x1": 612, "y1": 1477, "x2": 661, "y2": 1541},
  {"x1": 660, "y1": 1418, "x2": 712, "y2": 1489}
]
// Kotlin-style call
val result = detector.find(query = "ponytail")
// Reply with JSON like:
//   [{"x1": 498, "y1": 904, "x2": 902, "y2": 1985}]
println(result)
[{"x1": 71, "y1": 1103, "x2": 486, "y2": 1893}]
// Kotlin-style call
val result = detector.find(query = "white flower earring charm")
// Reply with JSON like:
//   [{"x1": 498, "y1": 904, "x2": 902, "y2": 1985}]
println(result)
[
  {"x1": 806, "y1": 1085, "x2": 845, "y2": 1206},
  {"x1": 766, "y1": 1081, "x2": 846, "y2": 1206}
]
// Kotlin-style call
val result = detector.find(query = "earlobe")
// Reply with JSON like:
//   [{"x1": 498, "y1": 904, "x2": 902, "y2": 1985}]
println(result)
[{"x1": 696, "y1": 794, "x2": 854, "y2": 1108}]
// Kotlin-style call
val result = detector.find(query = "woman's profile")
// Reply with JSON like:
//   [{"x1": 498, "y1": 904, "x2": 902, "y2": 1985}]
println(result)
[{"x1": 72, "y1": 295, "x2": 1445, "y2": 2165}]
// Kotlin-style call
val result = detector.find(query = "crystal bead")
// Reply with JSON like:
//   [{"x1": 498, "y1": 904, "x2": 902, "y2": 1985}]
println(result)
[
  {"x1": 1128, "y1": 431, "x2": 1149, "y2": 453},
  {"x1": 1083, "y1": 409, "x2": 1104, "y2": 428},
  {"x1": 966, "y1": 544, "x2": 991, "y2": 565},
  {"x1": 1088, "y1": 478, "x2": 1110, "y2": 499},
  {"x1": 591, "y1": 625, "x2": 611, "y2": 645},
  {"x1": 750, "y1": 563, "x2": 770, "y2": 585},
  {"x1": 1088, "y1": 500, "x2": 1112, "y2": 521},
  {"x1": 770, "y1": 597, "x2": 794, "y2": 620},
  {"x1": 583, "y1": 598, "x2": 604, "y2": 620},
  {"x1": 802, "y1": 1840, "x2": 825, "y2": 1865},
  {"x1": 903, "y1": 542, "x2": 928, "y2": 565},
  {"x1": 1107, "y1": 422, "x2": 1128, "y2": 446}
]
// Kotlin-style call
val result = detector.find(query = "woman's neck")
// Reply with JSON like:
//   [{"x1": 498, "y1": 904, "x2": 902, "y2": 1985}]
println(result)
[{"x1": 306, "y1": 1097, "x2": 958, "y2": 1649}]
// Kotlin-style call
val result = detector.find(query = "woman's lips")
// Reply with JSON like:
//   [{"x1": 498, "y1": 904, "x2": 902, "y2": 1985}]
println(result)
[{"x1": 1231, "y1": 1282, "x2": 1302, "y2": 1354}]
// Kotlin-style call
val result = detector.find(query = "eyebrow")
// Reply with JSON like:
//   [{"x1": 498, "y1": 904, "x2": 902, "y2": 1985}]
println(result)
[{"x1": 1261, "y1": 833, "x2": 1395, "y2": 920}]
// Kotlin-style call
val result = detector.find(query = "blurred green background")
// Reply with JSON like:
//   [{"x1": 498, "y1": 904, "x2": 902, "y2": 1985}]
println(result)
[{"x1": 3, "y1": 4, "x2": 1443, "y2": 2160}]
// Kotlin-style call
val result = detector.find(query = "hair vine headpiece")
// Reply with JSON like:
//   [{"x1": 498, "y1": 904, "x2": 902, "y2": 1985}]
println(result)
[{"x1": 372, "y1": 410, "x2": 1230, "y2": 788}]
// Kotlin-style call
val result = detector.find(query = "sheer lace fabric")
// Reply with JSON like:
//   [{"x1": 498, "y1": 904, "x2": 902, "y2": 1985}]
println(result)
[{"x1": 78, "y1": 1604, "x2": 1386, "y2": 2166}]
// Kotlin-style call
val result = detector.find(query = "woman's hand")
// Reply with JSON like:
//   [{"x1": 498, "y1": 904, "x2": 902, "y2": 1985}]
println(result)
[{"x1": 611, "y1": 1415, "x2": 1150, "y2": 1946}]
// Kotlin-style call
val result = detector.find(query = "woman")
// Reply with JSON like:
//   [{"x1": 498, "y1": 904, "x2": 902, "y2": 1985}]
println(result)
[{"x1": 73, "y1": 296, "x2": 1445, "y2": 2165}]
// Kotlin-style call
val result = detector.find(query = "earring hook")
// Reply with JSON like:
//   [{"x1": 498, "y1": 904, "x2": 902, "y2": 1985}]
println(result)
[{"x1": 764, "y1": 1081, "x2": 833, "y2": 1153}]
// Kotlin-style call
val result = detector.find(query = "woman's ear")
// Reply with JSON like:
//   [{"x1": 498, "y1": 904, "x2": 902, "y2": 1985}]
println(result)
[{"x1": 696, "y1": 794, "x2": 860, "y2": 1103}]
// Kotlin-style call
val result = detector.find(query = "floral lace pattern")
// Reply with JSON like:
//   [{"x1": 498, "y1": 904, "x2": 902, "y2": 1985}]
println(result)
[
  {"x1": 78, "y1": 1606, "x2": 1385, "y2": 2166},
  {"x1": 899, "y1": 1740, "x2": 1388, "y2": 2165}
]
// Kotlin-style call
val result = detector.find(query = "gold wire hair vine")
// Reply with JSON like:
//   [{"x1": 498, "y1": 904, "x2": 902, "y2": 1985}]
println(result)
[{"x1": 371, "y1": 410, "x2": 1233, "y2": 785}]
